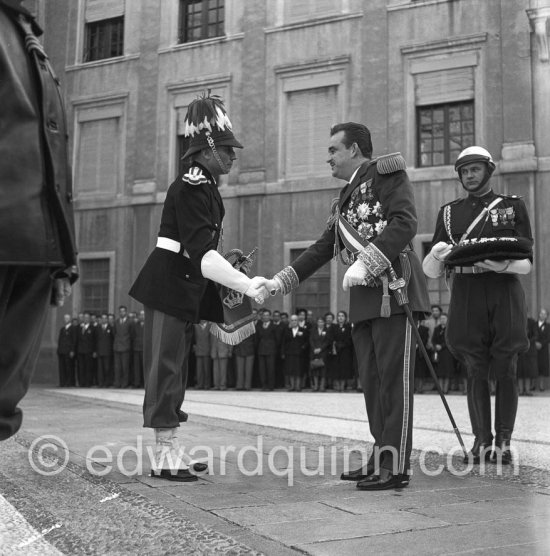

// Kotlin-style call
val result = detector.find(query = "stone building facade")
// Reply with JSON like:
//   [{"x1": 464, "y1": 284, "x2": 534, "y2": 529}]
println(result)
[{"x1": 31, "y1": 0, "x2": 550, "y2": 379}]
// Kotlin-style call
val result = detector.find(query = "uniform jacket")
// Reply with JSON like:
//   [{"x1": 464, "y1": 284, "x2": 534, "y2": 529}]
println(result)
[
  {"x1": 0, "y1": 3, "x2": 77, "y2": 269},
  {"x1": 289, "y1": 157, "x2": 430, "y2": 322},
  {"x1": 430, "y1": 190, "x2": 533, "y2": 255},
  {"x1": 95, "y1": 324, "x2": 114, "y2": 357},
  {"x1": 131, "y1": 320, "x2": 145, "y2": 352},
  {"x1": 113, "y1": 317, "x2": 132, "y2": 352},
  {"x1": 76, "y1": 324, "x2": 96, "y2": 355},
  {"x1": 256, "y1": 321, "x2": 279, "y2": 356},
  {"x1": 282, "y1": 327, "x2": 309, "y2": 356},
  {"x1": 129, "y1": 164, "x2": 224, "y2": 323},
  {"x1": 57, "y1": 324, "x2": 77, "y2": 355}
]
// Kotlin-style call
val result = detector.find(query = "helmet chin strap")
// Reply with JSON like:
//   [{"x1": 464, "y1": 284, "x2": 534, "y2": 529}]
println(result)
[{"x1": 206, "y1": 134, "x2": 229, "y2": 174}]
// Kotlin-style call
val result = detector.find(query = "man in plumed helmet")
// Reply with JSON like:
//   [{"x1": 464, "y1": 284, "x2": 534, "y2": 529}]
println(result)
[
  {"x1": 423, "y1": 146, "x2": 533, "y2": 465},
  {"x1": 266, "y1": 122, "x2": 431, "y2": 490},
  {"x1": 130, "y1": 92, "x2": 267, "y2": 481}
]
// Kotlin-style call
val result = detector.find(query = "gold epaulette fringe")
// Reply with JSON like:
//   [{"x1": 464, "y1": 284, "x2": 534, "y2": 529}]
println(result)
[{"x1": 376, "y1": 152, "x2": 407, "y2": 174}]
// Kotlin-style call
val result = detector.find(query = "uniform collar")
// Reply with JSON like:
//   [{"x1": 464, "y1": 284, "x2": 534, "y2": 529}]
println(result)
[{"x1": 467, "y1": 189, "x2": 496, "y2": 207}]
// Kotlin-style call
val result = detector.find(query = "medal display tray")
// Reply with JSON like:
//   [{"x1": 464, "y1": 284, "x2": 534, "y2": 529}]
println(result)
[{"x1": 444, "y1": 237, "x2": 533, "y2": 267}]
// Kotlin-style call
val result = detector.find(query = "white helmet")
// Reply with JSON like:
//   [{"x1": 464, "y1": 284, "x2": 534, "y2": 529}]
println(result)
[{"x1": 454, "y1": 146, "x2": 496, "y2": 175}]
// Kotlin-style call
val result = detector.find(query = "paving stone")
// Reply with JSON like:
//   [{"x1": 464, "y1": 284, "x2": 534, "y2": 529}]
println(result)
[
  {"x1": 294, "y1": 516, "x2": 550, "y2": 556},
  {"x1": 409, "y1": 495, "x2": 550, "y2": 525},
  {"x1": 250, "y1": 511, "x2": 448, "y2": 545},
  {"x1": 213, "y1": 501, "x2": 349, "y2": 526}
]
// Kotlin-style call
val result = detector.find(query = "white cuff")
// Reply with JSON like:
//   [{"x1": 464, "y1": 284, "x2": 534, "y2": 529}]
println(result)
[
  {"x1": 200, "y1": 250, "x2": 251, "y2": 293},
  {"x1": 422, "y1": 252, "x2": 445, "y2": 279}
]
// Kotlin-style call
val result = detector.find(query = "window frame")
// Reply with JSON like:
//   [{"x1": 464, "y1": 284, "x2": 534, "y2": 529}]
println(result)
[
  {"x1": 83, "y1": 16, "x2": 124, "y2": 63},
  {"x1": 178, "y1": 0, "x2": 225, "y2": 44},
  {"x1": 75, "y1": 252, "x2": 116, "y2": 315},
  {"x1": 416, "y1": 100, "x2": 475, "y2": 168}
]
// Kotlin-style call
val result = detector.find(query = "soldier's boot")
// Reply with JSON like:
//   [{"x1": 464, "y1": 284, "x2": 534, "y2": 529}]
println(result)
[
  {"x1": 491, "y1": 376, "x2": 518, "y2": 465},
  {"x1": 464, "y1": 376, "x2": 493, "y2": 464}
]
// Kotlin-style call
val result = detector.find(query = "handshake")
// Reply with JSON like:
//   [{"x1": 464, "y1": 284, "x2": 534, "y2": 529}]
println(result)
[{"x1": 243, "y1": 277, "x2": 280, "y2": 305}]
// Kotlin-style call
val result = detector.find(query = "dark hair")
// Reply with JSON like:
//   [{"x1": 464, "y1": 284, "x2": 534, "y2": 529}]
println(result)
[
  {"x1": 280, "y1": 312, "x2": 289, "y2": 318},
  {"x1": 330, "y1": 122, "x2": 373, "y2": 159},
  {"x1": 337, "y1": 310, "x2": 348, "y2": 320},
  {"x1": 119, "y1": 305, "x2": 127, "y2": 311},
  {"x1": 262, "y1": 308, "x2": 272, "y2": 315},
  {"x1": 324, "y1": 312, "x2": 335, "y2": 320}
]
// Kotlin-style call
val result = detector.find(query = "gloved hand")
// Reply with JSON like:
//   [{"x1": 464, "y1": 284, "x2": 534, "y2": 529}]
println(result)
[
  {"x1": 422, "y1": 241, "x2": 451, "y2": 278},
  {"x1": 51, "y1": 277, "x2": 72, "y2": 307},
  {"x1": 342, "y1": 258, "x2": 369, "y2": 291}
]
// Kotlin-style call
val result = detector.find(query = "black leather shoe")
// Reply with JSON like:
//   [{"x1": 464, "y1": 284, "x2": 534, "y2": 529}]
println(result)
[
  {"x1": 357, "y1": 473, "x2": 409, "y2": 491},
  {"x1": 178, "y1": 410, "x2": 188, "y2": 422},
  {"x1": 463, "y1": 444, "x2": 492, "y2": 465},
  {"x1": 150, "y1": 468, "x2": 198, "y2": 482},
  {"x1": 191, "y1": 462, "x2": 208, "y2": 473},
  {"x1": 340, "y1": 467, "x2": 374, "y2": 481}
]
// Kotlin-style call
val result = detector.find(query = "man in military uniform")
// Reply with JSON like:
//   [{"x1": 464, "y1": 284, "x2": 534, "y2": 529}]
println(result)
[
  {"x1": 267, "y1": 122, "x2": 430, "y2": 490},
  {"x1": 423, "y1": 146, "x2": 533, "y2": 465},
  {"x1": 130, "y1": 93, "x2": 266, "y2": 481},
  {"x1": 0, "y1": 0, "x2": 77, "y2": 440}
]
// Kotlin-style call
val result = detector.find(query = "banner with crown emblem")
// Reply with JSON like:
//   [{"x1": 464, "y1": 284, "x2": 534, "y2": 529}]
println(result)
[{"x1": 209, "y1": 248, "x2": 258, "y2": 345}]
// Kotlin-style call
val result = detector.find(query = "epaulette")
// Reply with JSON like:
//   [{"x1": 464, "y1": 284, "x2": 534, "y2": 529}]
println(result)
[
  {"x1": 443, "y1": 198, "x2": 463, "y2": 207},
  {"x1": 326, "y1": 197, "x2": 339, "y2": 230},
  {"x1": 496, "y1": 192, "x2": 523, "y2": 200},
  {"x1": 182, "y1": 166, "x2": 209, "y2": 185},
  {"x1": 376, "y1": 152, "x2": 407, "y2": 174}
]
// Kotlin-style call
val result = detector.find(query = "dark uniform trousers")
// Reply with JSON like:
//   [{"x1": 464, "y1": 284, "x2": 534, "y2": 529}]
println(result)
[
  {"x1": 0, "y1": 266, "x2": 51, "y2": 440},
  {"x1": 446, "y1": 273, "x2": 527, "y2": 446},
  {"x1": 352, "y1": 313, "x2": 416, "y2": 476},
  {"x1": 58, "y1": 353, "x2": 75, "y2": 386},
  {"x1": 142, "y1": 306, "x2": 193, "y2": 428}
]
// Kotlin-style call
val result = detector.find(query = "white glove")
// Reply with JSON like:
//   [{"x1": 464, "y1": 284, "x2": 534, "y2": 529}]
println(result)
[
  {"x1": 342, "y1": 258, "x2": 369, "y2": 291},
  {"x1": 422, "y1": 242, "x2": 451, "y2": 279},
  {"x1": 475, "y1": 258, "x2": 532, "y2": 275},
  {"x1": 245, "y1": 276, "x2": 270, "y2": 304}
]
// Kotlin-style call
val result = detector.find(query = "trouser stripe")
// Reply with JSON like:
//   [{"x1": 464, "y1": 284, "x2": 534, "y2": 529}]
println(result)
[{"x1": 399, "y1": 318, "x2": 413, "y2": 475}]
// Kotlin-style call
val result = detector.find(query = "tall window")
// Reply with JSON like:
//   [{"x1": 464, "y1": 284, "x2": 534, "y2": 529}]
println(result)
[
  {"x1": 179, "y1": 0, "x2": 224, "y2": 44},
  {"x1": 290, "y1": 248, "x2": 330, "y2": 317},
  {"x1": 417, "y1": 101, "x2": 474, "y2": 167},
  {"x1": 84, "y1": 16, "x2": 124, "y2": 62},
  {"x1": 80, "y1": 258, "x2": 110, "y2": 314},
  {"x1": 285, "y1": 86, "x2": 337, "y2": 177}
]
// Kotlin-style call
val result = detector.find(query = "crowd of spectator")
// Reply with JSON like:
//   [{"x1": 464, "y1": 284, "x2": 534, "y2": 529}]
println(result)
[{"x1": 57, "y1": 304, "x2": 549, "y2": 395}]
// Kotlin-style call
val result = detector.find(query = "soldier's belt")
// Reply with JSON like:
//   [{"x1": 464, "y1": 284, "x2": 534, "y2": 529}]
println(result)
[{"x1": 452, "y1": 266, "x2": 492, "y2": 275}]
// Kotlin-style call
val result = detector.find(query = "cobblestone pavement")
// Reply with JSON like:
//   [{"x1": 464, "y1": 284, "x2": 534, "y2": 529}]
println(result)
[{"x1": 0, "y1": 387, "x2": 549, "y2": 555}]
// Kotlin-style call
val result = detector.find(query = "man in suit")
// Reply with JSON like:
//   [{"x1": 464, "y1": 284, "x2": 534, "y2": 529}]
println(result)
[
  {"x1": 57, "y1": 314, "x2": 77, "y2": 387},
  {"x1": 0, "y1": 1, "x2": 77, "y2": 440},
  {"x1": 113, "y1": 305, "x2": 132, "y2": 388},
  {"x1": 266, "y1": 122, "x2": 430, "y2": 490},
  {"x1": 536, "y1": 308, "x2": 549, "y2": 392},
  {"x1": 76, "y1": 312, "x2": 97, "y2": 387},
  {"x1": 255, "y1": 309, "x2": 279, "y2": 390},
  {"x1": 129, "y1": 93, "x2": 265, "y2": 481},
  {"x1": 96, "y1": 313, "x2": 114, "y2": 387},
  {"x1": 131, "y1": 309, "x2": 145, "y2": 388}
]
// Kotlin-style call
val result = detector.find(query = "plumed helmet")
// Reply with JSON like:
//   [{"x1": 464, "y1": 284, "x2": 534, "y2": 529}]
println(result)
[
  {"x1": 181, "y1": 90, "x2": 243, "y2": 160},
  {"x1": 454, "y1": 146, "x2": 496, "y2": 175}
]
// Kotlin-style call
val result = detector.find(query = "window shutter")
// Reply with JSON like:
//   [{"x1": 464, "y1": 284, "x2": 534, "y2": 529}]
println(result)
[
  {"x1": 85, "y1": 0, "x2": 125, "y2": 22},
  {"x1": 77, "y1": 118, "x2": 119, "y2": 195},
  {"x1": 415, "y1": 67, "x2": 474, "y2": 106},
  {"x1": 286, "y1": 86, "x2": 337, "y2": 177}
]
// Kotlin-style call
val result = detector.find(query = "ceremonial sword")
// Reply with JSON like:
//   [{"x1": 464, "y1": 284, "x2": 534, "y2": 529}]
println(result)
[{"x1": 387, "y1": 264, "x2": 468, "y2": 458}]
